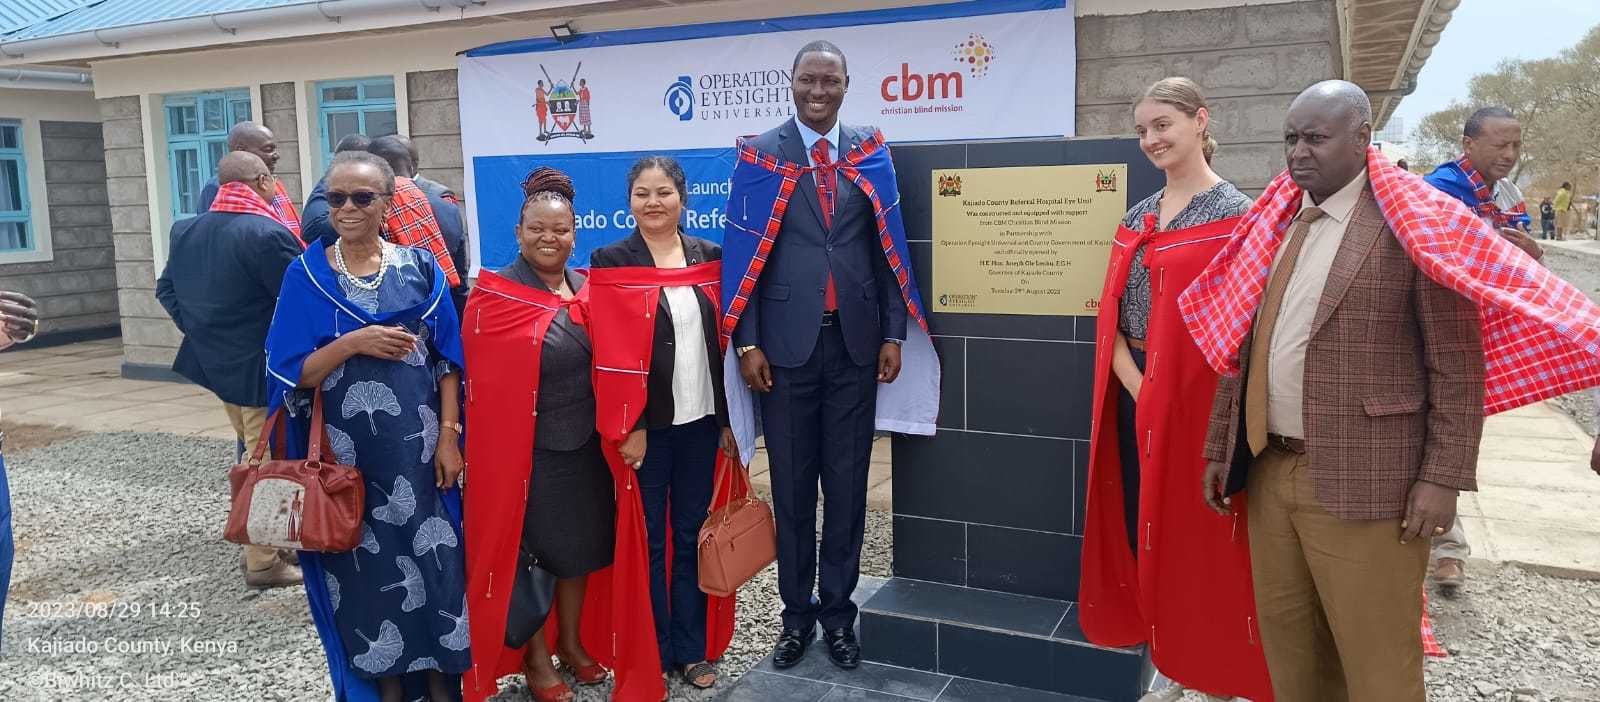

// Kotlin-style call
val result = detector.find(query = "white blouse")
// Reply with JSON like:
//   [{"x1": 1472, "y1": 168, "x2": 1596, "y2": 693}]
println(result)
[{"x1": 662, "y1": 283, "x2": 716, "y2": 425}]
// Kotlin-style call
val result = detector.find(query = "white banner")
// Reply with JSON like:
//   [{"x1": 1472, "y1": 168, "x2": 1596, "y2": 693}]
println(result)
[{"x1": 458, "y1": 1, "x2": 1075, "y2": 271}]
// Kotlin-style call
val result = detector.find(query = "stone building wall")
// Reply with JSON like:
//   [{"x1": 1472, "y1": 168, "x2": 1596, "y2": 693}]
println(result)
[
  {"x1": 260, "y1": 82, "x2": 303, "y2": 201},
  {"x1": 101, "y1": 96, "x2": 178, "y2": 374},
  {"x1": 0, "y1": 120, "x2": 117, "y2": 338},
  {"x1": 407, "y1": 70, "x2": 463, "y2": 195},
  {"x1": 1074, "y1": 0, "x2": 1342, "y2": 195}
]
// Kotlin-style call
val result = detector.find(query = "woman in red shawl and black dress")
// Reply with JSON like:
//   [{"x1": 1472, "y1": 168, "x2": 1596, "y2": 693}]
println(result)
[
  {"x1": 1077, "y1": 77, "x2": 1273, "y2": 702},
  {"x1": 461, "y1": 168, "x2": 617, "y2": 702}
]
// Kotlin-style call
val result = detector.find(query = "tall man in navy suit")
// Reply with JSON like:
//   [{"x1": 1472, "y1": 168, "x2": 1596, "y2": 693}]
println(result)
[{"x1": 734, "y1": 41, "x2": 908, "y2": 670}]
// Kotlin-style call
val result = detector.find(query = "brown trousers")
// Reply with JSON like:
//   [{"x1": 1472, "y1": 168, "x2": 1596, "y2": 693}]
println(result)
[
  {"x1": 1247, "y1": 446, "x2": 1428, "y2": 702},
  {"x1": 222, "y1": 401, "x2": 279, "y2": 572}
]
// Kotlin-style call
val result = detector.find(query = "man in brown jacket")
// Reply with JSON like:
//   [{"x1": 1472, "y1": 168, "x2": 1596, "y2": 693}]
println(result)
[{"x1": 1199, "y1": 80, "x2": 1486, "y2": 701}]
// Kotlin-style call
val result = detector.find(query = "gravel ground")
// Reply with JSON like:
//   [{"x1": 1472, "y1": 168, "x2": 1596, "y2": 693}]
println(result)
[{"x1": 0, "y1": 429, "x2": 890, "y2": 701}]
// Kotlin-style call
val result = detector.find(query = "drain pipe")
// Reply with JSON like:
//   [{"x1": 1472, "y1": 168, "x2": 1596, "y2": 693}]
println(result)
[{"x1": 0, "y1": 67, "x2": 93, "y2": 89}]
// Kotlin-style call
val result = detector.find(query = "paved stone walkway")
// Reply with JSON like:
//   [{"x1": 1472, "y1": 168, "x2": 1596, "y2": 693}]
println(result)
[{"x1": 1, "y1": 339, "x2": 1593, "y2": 576}]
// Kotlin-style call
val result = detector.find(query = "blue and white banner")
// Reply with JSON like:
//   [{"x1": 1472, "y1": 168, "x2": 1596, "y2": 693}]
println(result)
[{"x1": 457, "y1": 0, "x2": 1074, "y2": 273}]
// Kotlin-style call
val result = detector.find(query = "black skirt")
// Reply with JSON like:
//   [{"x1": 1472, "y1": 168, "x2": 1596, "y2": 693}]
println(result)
[{"x1": 521, "y1": 432, "x2": 616, "y2": 577}]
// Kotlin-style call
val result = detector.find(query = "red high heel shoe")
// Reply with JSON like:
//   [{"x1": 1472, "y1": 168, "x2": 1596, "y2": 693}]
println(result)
[
  {"x1": 525, "y1": 661, "x2": 574, "y2": 702},
  {"x1": 557, "y1": 655, "x2": 610, "y2": 685}
]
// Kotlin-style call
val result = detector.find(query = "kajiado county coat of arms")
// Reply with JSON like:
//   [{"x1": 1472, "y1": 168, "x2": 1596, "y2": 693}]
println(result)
[{"x1": 532, "y1": 63, "x2": 594, "y2": 143}]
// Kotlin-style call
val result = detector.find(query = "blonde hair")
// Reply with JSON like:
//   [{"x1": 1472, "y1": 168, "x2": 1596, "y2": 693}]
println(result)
[{"x1": 1136, "y1": 77, "x2": 1217, "y2": 163}]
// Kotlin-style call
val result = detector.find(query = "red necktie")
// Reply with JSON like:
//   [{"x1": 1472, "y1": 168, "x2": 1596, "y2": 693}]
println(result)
[{"x1": 812, "y1": 138, "x2": 838, "y2": 311}]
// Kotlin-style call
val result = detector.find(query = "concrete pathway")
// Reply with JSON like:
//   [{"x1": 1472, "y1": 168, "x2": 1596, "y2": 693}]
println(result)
[
  {"x1": 0, "y1": 339, "x2": 234, "y2": 440},
  {"x1": 1462, "y1": 401, "x2": 1600, "y2": 579},
  {"x1": 3, "y1": 339, "x2": 1594, "y2": 574}
]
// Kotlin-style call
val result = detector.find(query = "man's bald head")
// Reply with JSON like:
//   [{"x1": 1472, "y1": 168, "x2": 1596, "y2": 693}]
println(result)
[
  {"x1": 217, "y1": 151, "x2": 275, "y2": 203},
  {"x1": 1283, "y1": 80, "x2": 1373, "y2": 201},
  {"x1": 226, "y1": 121, "x2": 281, "y2": 173}
]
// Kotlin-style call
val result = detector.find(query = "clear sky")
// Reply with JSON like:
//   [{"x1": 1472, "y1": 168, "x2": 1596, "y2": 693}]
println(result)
[{"x1": 1389, "y1": 0, "x2": 1600, "y2": 137}]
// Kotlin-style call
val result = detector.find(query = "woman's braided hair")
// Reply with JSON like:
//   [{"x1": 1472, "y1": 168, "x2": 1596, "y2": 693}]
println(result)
[{"x1": 521, "y1": 166, "x2": 575, "y2": 208}]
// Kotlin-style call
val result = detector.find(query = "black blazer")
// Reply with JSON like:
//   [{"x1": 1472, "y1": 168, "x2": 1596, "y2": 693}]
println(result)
[
  {"x1": 731, "y1": 120, "x2": 908, "y2": 368},
  {"x1": 156, "y1": 211, "x2": 303, "y2": 406},
  {"x1": 590, "y1": 231, "x2": 729, "y2": 431}
]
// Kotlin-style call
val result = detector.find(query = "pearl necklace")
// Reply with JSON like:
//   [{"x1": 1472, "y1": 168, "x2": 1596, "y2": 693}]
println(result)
[{"x1": 334, "y1": 239, "x2": 393, "y2": 291}]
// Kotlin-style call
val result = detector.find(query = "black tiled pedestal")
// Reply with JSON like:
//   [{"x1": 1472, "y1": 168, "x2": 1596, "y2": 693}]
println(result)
[{"x1": 864, "y1": 139, "x2": 1162, "y2": 701}]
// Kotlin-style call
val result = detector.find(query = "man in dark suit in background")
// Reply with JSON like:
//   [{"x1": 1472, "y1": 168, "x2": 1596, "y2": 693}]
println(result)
[
  {"x1": 365, "y1": 135, "x2": 470, "y2": 315},
  {"x1": 733, "y1": 40, "x2": 907, "y2": 671},
  {"x1": 157, "y1": 151, "x2": 305, "y2": 591}
]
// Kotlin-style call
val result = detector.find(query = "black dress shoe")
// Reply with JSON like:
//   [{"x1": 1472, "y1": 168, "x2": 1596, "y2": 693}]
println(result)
[
  {"x1": 772, "y1": 625, "x2": 815, "y2": 669},
  {"x1": 823, "y1": 627, "x2": 860, "y2": 669}
]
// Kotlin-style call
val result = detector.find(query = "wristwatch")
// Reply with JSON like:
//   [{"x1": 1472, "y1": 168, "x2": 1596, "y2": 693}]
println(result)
[
  {"x1": 883, "y1": 338, "x2": 903, "y2": 346},
  {"x1": 736, "y1": 345, "x2": 758, "y2": 357},
  {"x1": 441, "y1": 420, "x2": 463, "y2": 434}
]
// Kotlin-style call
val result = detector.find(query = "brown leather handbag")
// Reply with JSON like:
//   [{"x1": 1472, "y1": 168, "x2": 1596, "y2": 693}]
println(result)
[
  {"x1": 698, "y1": 453, "x2": 776, "y2": 597},
  {"x1": 223, "y1": 389, "x2": 365, "y2": 552}
]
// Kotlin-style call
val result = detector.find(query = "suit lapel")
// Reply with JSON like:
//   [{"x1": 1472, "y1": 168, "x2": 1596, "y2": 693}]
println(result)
[
  {"x1": 624, "y1": 230, "x2": 654, "y2": 266},
  {"x1": 779, "y1": 121, "x2": 827, "y2": 232},
  {"x1": 1310, "y1": 186, "x2": 1383, "y2": 338},
  {"x1": 683, "y1": 235, "x2": 706, "y2": 265}
]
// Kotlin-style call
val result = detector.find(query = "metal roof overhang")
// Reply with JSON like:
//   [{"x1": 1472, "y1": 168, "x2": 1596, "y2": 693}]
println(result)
[
  {"x1": 1340, "y1": 0, "x2": 1460, "y2": 129},
  {"x1": 0, "y1": 0, "x2": 687, "y2": 68}
]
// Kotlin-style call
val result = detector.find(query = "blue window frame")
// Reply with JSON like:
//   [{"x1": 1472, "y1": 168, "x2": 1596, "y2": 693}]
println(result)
[
  {"x1": 0, "y1": 120, "x2": 31, "y2": 252},
  {"x1": 317, "y1": 77, "x2": 398, "y2": 171},
  {"x1": 165, "y1": 89, "x2": 252, "y2": 220}
]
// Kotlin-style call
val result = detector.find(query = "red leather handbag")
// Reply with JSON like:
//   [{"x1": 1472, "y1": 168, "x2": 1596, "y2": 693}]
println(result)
[
  {"x1": 223, "y1": 389, "x2": 365, "y2": 552},
  {"x1": 698, "y1": 454, "x2": 777, "y2": 598}
]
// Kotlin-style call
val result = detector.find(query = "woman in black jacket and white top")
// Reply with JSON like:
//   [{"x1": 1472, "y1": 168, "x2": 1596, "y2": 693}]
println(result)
[{"x1": 589, "y1": 155, "x2": 735, "y2": 690}]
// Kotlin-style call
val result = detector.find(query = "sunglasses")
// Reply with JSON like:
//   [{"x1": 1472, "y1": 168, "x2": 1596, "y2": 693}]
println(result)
[{"x1": 327, "y1": 191, "x2": 385, "y2": 209}]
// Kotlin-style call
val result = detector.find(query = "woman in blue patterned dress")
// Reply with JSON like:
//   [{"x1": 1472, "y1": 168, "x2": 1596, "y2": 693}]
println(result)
[{"x1": 265, "y1": 151, "x2": 469, "y2": 702}]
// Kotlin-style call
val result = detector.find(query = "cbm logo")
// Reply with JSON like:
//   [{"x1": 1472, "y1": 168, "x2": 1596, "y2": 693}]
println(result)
[{"x1": 664, "y1": 76, "x2": 694, "y2": 121}]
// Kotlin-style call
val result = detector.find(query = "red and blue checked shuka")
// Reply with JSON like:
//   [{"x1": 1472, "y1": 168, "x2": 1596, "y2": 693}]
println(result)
[
  {"x1": 717, "y1": 131, "x2": 939, "y2": 465},
  {"x1": 1179, "y1": 146, "x2": 1600, "y2": 415},
  {"x1": 386, "y1": 177, "x2": 461, "y2": 287},
  {"x1": 268, "y1": 180, "x2": 304, "y2": 241}
]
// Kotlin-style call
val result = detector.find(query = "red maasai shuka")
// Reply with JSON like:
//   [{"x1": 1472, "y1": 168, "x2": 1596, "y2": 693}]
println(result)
[
  {"x1": 207, "y1": 181, "x2": 280, "y2": 221},
  {"x1": 387, "y1": 177, "x2": 461, "y2": 287},
  {"x1": 269, "y1": 179, "x2": 303, "y2": 240},
  {"x1": 1079, "y1": 213, "x2": 1274, "y2": 701},
  {"x1": 1179, "y1": 146, "x2": 1600, "y2": 415},
  {"x1": 461, "y1": 271, "x2": 655, "y2": 702},
  {"x1": 582, "y1": 262, "x2": 739, "y2": 676}
]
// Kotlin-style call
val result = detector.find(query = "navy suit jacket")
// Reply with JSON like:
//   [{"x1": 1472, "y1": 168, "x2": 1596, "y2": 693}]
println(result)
[
  {"x1": 301, "y1": 177, "x2": 469, "y2": 313},
  {"x1": 155, "y1": 211, "x2": 303, "y2": 407},
  {"x1": 732, "y1": 121, "x2": 908, "y2": 368}
]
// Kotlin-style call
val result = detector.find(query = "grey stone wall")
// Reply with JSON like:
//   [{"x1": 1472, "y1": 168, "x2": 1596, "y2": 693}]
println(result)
[
  {"x1": 101, "y1": 96, "x2": 179, "y2": 371},
  {"x1": 1075, "y1": 0, "x2": 1341, "y2": 194},
  {"x1": 0, "y1": 120, "x2": 118, "y2": 337},
  {"x1": 407, "y1": 69, "x2": 463, "y2": 195},
  {"x1": 260, "y1": 82, "x2": 303, "y2": 202}
]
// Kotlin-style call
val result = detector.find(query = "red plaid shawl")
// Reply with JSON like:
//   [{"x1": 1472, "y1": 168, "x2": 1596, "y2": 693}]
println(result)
[
  {"x1": 269, "y1": 180, "x2": 302, "y2": 238},
  {"x1": 208, "y1": 181, "x2": 280, "y2": 221},
  {"x1": 1178, "y1": 147, "x2": 1600, "y2": 414},
  {"x1": 385, "y1": 177, "x2": 460, "y2": 287}
]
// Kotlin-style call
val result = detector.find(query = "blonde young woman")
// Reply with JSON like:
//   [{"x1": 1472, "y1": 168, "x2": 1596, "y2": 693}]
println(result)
[{"x1": 1077, "y1": 78, "x2": 1273, "y2": 702}]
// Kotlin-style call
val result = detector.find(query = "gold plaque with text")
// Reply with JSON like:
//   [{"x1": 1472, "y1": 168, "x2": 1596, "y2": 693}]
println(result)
[{"x1": 931, "y1": 164, "x2": 1127, "y2": 316}]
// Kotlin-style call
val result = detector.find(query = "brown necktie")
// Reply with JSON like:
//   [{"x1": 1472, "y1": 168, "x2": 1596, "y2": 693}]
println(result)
[{"x1": 1244, "y1": 206, "x2": 1325, "y2": 456}]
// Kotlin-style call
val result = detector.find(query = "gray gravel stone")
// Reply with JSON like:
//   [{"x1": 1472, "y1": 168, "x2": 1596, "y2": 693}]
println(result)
[{"x1": 0, "y1": 431, "x2": 894, "y2": 701}]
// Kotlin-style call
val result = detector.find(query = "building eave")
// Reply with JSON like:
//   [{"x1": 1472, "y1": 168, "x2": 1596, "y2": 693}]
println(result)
[{"x1": 1340, "y1": 0, "x2": 1460, "y2": 129}]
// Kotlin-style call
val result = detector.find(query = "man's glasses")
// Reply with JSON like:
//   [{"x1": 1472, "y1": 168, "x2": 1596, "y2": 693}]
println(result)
[{"x1": 328, "y1": 191, "x2": 384, "y2": 209}]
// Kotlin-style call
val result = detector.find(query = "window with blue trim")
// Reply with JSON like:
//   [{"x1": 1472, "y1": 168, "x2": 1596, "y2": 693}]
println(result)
[
  {"x1": 317, "y1": 77, "x2": 398, "y2": 171},
  {"x1": 165, "y1": 89, "x2": 252, "y2": 220},
  {"x1": 0, "y1": 120, "x2": 30, "y2": 252}
]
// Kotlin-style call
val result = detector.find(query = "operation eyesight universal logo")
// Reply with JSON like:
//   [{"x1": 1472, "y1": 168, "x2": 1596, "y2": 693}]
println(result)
[{"x1": 662, "y1": 68, "x2": 795, "y2": 122}]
